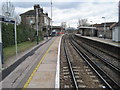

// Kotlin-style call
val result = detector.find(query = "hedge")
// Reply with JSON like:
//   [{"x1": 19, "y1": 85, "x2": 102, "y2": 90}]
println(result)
[{"x1": 2, "y1": 23, "x2": 42, "y2": 48}]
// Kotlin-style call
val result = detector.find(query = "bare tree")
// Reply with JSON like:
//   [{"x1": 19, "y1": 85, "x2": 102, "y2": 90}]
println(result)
[
  {"x1": 2, "y1": 1, "x2": 15, "y2": 18},
  {"x1": 77, "y1": 19, "x2": 89, "y2": 28},
  {"x1": 61, "y1": 22, "x2": 67, "y2": 30},
  {"x1": 2, "y1": 1, "x2": 21, "y2": 24}
]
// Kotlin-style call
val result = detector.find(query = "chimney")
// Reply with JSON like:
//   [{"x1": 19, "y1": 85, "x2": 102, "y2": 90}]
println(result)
[
  {"x1": 41, "y1": 8, "x2": 43, "y2": 13},
  {"x1": 45, "y1": 13, "x2": 48, "y2": 16},
  {"x1": 34, "y1": 4, "x2": 40, "y2": 9}
]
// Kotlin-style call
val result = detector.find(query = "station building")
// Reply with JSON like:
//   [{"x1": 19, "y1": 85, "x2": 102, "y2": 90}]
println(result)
[
  {"x1": 20, "y1": 4, "x2": 51, "y2": 36},
  {"x1": 78, "y1": 22, "x2": 118, "y2": 40}
]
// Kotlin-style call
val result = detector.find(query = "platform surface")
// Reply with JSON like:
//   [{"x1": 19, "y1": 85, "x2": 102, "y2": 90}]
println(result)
[
  {"x1": 2, "y1": 36, "x2": 61, "y2": 88},
  {"x1": 76, "y1": 34, "x2": 120, "y2": 48},
  {"x1": 25, "y1": 36, "x2": 61, "y2": 88}
]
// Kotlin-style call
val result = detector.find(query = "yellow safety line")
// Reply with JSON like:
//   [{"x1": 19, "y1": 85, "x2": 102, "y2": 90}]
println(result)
[{"x1": 22, "y1": 40, "x2": 55, "y2": 89}]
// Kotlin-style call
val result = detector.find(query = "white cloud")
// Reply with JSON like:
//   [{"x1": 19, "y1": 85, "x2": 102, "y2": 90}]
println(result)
[
  {"x1": 1, "y1": 0, "x2": 119, "y2": 2},
  {"x1": 49, "y1": 2, "x2": 118, "y2": 27},
  {"x1": 15, "y1": 7, "x2": 33, "y2": 14},
  {"x1": 0, "y1": 1, "x2": 118, "y2": 28}
]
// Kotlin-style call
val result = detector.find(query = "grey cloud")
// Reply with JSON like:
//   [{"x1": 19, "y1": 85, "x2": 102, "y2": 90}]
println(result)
[
  {"x1": 13, "y1": 2, "x2": 51, "y2": 8},
  {"x1": 53, "y1": 2, "x2": 80, "y2": 9},
  {"x1": 13, "y1": 2, "x2": 80, "y2": 10}
]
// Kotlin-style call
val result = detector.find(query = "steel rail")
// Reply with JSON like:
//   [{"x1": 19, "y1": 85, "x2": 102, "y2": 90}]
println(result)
[
  {"x1": 75, "y1": 35, "x2": 120, "y2": 60},
  {"x1": 74, "y1": 35, "x2": 120, "y2": 65},
  {"x1": 69, "y1": 35, "x2": 120, "y2": 89},
  {"x1": 63, "y1": 36, "x2": 79, "y2": 90},
  {"x1": 72, "y1": 36, "x2": 120, "y2": 74}
]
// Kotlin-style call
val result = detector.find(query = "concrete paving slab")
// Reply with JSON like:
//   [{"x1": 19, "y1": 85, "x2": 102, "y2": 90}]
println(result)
[
  {"x1": 37, "y1": 64, "x2": 56, "y2": 71},
  {"x1": 26, "y1": 36, "x2": 61, "y2": 88},
  {"x1": 2, "y1": 37, "x2": 57, "y2": 88},
  {"x1": 76, "y1": 34, "x2": 120, "y2": 47}
]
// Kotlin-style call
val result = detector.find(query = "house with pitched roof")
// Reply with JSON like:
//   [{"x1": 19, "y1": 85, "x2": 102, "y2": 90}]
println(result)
[{"x1": 20, "y1": 4, "x2": 51, "y2": 35}]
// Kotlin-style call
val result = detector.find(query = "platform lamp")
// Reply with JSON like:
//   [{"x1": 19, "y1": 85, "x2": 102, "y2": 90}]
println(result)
[
  {"x1": 90, "y1": 21, "x2": 93, "y2": 37},
  {"x1": 102, "y1": 17, "x2": 106, "y2": 39}
]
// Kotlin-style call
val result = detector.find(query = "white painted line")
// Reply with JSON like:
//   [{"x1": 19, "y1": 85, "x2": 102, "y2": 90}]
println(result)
[{"x1": 55, "y1": 36, "x2": 62, "y2": 89}]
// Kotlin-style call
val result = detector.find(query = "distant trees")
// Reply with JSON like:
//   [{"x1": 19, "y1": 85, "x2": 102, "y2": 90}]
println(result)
[{"x1": 77, "y1": 19, "x2": 90, "y2": 28}]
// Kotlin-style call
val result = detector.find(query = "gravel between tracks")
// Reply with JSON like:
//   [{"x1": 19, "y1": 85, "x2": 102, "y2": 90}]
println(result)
[
  {"x1": 73, "y1": 36, "x2": 120, "y2": 86},
  {"x1": 60, "y1": 35, "x2": 105, "y2": 89}
]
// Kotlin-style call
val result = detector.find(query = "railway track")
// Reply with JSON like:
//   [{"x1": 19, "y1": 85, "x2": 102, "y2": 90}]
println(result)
[
  {"x1": 69, "y1": 34, "x2": 120, "y2": 89},
  {"x1": 74, "y1": 35, "x2": 120, "y2": 68},
  {"x1": 60, "y1": 35, "x2": 106, "y2": 89},
  {"x1": 72, "y1": 35, "x2": 120, "y2": 72},
  {"x1": 63, "y1": 36, "x2": 79, "y2": 89}
]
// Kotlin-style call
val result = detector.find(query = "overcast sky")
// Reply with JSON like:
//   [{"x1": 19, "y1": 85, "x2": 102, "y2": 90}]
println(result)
[{"x1": 0, "y1": 0, "x2": 119, "y2": 28}]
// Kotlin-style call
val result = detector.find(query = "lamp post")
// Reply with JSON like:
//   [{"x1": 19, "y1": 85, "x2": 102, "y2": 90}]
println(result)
[
  {"x1": 51, "y1": 0, "x2": 53, "y2": 32},
  {"x1": 90, "y1": 21, "x2": 93, "y2": 37},
  {"x1": 102, "y1": 17, "x2": 106, "y2": 39}
]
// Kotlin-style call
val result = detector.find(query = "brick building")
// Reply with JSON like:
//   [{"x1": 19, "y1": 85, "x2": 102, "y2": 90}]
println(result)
[{"x1": 20, "y1": 4, "x2": 51, "y2": 33}]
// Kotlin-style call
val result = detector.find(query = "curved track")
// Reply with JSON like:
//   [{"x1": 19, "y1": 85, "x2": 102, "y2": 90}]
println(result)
[
  {"x1": 61, "y1": 35, "x2": 106, "y2": 89},
  {"x1": 69, "y1": 34, "x2": 120, "y2": 89}
]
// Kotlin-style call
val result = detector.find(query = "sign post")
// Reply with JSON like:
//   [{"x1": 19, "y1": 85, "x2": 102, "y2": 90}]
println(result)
[
  {"x1": 0, "y1": 16, "x2": 17, "y2": 65},
  {"x1": 14, "y1": 20, "x2": 18, "y2": 57},
  {"x1": 0, "y1": 21, "x2": 2, "y2": 70}
]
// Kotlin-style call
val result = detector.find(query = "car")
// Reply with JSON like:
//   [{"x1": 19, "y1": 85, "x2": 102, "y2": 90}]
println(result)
[{"x1": 98, "y1": 34, "x2": 103, "y2": 38}]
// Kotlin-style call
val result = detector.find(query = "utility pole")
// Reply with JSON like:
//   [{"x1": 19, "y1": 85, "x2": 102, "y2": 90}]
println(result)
[
  {"x1": 118, "y1": 0, "x2": 120, "y2": 26},
  {"x1": 46, "y1": 17, "x2": 48, "y2": 39},
  {"x1": 51, "y1": 0, "x2": 52, "y2": 32}
]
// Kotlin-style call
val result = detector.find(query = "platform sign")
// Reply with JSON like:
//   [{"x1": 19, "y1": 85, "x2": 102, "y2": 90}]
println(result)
[
  {"x1": 0, "y1": 16, "x2": 17, "y2": 66},
  {"x1": 0, "y1": 16, "x2": 15, "y2": 24}
]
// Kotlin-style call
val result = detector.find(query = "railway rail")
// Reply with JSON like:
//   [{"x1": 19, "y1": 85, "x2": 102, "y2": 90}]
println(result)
[
  {"x1": 63, "y1": 35, "x2": 79, "y2": 89},
  {"x1": 69, "y1": 34, "x2": 120, "y2": 89},
  {"x1": 60, "y1": 35, "x2": 106, "y2": 89},
  {"x1": 73, "y1": 36, "x2": 120, "y2": 72},
  {"x1": 74, "y1": 35, "x2": 120, "y2": 67}
]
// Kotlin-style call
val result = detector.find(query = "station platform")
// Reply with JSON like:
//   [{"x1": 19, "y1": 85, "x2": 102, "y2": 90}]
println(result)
[
  {"x1": 23, "y1": 36, "x2": 61, "y2": 88},
  {"x1": 75, "y1": 34, "x2": 120, "y2": 48},
  {"x1": 2, "y1": 36, "x2": 61, "y2": 89},
  {"x1": 3, "y1": 37, "x2": 52, "y2": 69}
]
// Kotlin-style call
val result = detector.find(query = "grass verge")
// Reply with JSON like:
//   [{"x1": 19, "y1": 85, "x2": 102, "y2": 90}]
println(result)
[{"x1": 3, "y1": 41, "x2": 36, "y2": 61}]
